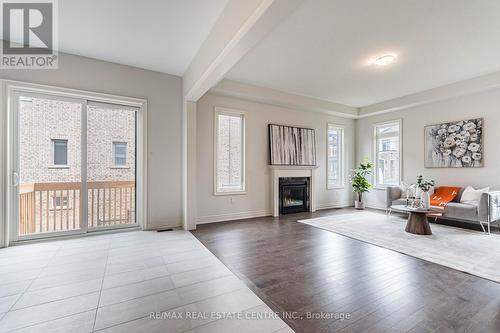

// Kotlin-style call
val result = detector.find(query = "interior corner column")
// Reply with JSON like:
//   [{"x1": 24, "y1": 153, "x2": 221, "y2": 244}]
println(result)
[{"x1": 182, "y1": 100, "x2": 197, "y2": 230}]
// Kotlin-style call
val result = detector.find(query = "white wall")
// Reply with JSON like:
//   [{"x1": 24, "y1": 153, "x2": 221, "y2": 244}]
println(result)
[
  {"x1": 1, "y1": 52, "x2": 183, "y2": 229},
  {"x1": 196, "y1": 93, "x2": 355, "y2": 223},
  {"x1": 356, "y1": 88, "x2": 500, "y2": 209}
]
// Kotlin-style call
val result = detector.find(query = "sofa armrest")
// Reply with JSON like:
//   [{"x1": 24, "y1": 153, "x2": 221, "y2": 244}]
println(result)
[
  {"x1": 478, "y1": 191, "x2": 500, "y2": 223},
  {"x1": 386, "y1": 186, "x2": 402, "y2": 209}
]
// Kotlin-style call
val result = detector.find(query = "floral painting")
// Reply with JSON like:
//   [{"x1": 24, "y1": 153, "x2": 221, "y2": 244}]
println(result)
[{"x1": 424, "y1": 118, "x2": 483, "y2": 168}]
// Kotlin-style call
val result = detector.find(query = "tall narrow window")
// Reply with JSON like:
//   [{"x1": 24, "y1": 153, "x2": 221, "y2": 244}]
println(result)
[
  {"x1": 215, "y1": 108, "x2": 245, "y2": 194},
  {"x1": 374, "y1": 120, "x2": 401, "y2": 187},
  {"x1": 52, "y1": 139, "x2": 68, "y2": 166},
  {"x1": 113, "y1": 142, "x2": 127, "y2": 166},
  {"x1": 327, "y1": 124, "x2": 344, "y2": 188}
]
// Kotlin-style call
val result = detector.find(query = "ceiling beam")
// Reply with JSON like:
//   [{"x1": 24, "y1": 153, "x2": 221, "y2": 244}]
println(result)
[{"x1": 182, "y1": 0, "x2": 303, "y2": 102}]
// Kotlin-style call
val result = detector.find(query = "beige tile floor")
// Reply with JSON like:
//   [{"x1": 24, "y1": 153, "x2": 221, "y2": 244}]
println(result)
[{"x1": 0, "y1": 230, "x2": 293, "y2": 333}]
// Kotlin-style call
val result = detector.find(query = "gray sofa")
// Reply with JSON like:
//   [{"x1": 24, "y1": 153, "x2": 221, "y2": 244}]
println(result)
[{"x1": 386, "y1": 186, "x2": 500, "y2": 234}]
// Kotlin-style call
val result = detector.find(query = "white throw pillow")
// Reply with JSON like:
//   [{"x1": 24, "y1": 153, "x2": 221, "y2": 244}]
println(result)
[
  {"x1": 400, "y1": 182, "x2": 414, "y2": 198},
  {"x1": 460, "y1": 186, "x2": 490, "y2": 206}
]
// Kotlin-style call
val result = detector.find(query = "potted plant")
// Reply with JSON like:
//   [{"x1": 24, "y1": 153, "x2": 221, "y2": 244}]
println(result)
[
  {"x1": 350, "y1": 161, "x2": 374, "y2": 209},
  {"x1": 416, "y1": 175, "x2": 435, "y2": 208}
]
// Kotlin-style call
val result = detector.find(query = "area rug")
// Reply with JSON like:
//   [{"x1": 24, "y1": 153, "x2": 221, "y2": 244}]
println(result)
[{"x1": 298, "y1": 211, "x2": 500, "y2": 283}]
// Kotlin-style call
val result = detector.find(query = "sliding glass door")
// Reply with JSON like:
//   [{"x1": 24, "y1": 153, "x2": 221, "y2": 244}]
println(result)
[
  {"x1": 87, "y1": 102, "x2": 137, "y2": 230},
  {"x1": 13, "y1": 92, "x2": 138, "y2": 240},
  {"x1": 15, "y1": 93, "x2": 84, "y2": 238}
]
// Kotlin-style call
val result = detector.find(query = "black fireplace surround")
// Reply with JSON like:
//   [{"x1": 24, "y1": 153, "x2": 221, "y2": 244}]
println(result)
[{"x1": 279, "y1": 177, "x2": 310, "y2": 214}]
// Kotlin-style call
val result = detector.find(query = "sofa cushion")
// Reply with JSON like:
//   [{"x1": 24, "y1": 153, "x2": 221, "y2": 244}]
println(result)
[
  {"x1": 452, "y1": 187, "x2": 466, "y2": 202},
  {"x1": 460, "y1": 186, "x2": 490, "y2": 206},
  {"x1": 430, "y1": 186, "x2": 461, "y2": 207},
  {"x1": 443, "y1": 202, "x2": 479, "y2": 221},
  {"x1": 391, "y1": 198, "x2": 408, "y2": 206}
]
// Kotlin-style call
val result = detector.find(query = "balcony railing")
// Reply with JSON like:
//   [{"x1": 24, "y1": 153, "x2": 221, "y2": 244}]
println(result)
[{"x1": 19, "y1": 181, "x2": 135, "y2": 235}]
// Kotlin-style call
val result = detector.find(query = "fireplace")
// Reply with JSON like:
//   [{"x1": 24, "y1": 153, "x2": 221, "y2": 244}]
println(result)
[
  {"x1": 269, "y1": 166, "x2": 317, "y2": 217},
  {"x1": 279, "y1": 177, "x2": 310, "y2": 214}
]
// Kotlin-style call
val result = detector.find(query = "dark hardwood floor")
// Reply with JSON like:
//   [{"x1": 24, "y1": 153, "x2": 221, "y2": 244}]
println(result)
[{"x1": 192, "y1": 208, "x2": 500, "y2": 333}]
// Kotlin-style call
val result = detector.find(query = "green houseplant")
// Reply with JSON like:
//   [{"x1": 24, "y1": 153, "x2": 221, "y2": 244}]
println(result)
[
  {"x1": 416, "y1": 175, "x2": 435, "y2": 208},
  {"x1": 350, "y1": 160, "x2": 374, "y2": 209}
]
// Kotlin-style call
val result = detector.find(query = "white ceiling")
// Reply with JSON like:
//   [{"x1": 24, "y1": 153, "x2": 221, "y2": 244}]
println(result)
[
  {"x1": 226, "y1": 0, "x2": 500, "y2": 107},
  {"x1": 59, "y1": 0, "x2": 227, "y2": 76}
]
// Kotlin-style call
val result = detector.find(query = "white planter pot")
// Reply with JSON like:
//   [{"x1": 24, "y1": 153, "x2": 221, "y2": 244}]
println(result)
[
  {"x1": 355, "y1": 201, "x2": 365, "y2": 210},
  {"x1": 420, "y1": 191, "x2": 430, "y2": 209}
]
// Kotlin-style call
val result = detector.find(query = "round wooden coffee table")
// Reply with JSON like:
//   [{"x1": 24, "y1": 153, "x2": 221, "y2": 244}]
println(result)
[{"x1": 390, "y1": 205, "x2": 438, "y2": 235}]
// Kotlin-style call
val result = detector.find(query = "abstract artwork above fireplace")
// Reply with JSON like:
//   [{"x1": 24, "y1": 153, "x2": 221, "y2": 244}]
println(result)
[{"x1": 269, "y1": 124, "x2": 316, "y2": 166}]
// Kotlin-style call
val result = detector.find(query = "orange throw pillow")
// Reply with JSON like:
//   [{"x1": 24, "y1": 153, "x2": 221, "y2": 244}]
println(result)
[{"x1": 430, "y1": 186, "x2": 461, "y2": 207}]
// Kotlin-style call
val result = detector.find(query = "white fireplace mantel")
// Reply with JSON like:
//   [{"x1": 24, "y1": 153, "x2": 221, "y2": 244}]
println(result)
[{"x1": 268, "y1": 165, "x2": 319, "y2": 217}]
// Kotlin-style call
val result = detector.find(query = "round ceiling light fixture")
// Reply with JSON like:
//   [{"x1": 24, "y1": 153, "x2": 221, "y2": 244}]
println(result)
[{"x1": 373, "y1": 54, "x2": 397, "y2": 66}]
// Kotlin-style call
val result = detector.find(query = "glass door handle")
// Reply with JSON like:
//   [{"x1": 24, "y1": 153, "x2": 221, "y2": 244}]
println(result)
[{"x1": 12, "y1": 172, "x2": 19, "y2": 187}]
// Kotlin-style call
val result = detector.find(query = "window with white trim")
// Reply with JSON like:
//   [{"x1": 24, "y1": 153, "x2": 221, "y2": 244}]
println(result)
[
  {"x1": 52, "y1": 139, "x2": 68, "y2": 166},
  {"x1": 374, "y1": 120, "x2": 401, "y2": 187},
  {"x1": 51, "y1": 194, "x2": 69, "y2": 210},
  {"x1": 113, "y1": 142, "x2": 127, "y2": 166},
  {"x1": 327, "y1": 124, "x2": 344, "y2": 188},
  {"x1": 215, "y1": 108, "x2": 245, "y2": 194}
]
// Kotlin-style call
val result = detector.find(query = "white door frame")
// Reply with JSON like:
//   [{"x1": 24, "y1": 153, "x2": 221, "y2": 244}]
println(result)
[{"x1": 1, "y1": 80, "x2": 148, "y2": 246}]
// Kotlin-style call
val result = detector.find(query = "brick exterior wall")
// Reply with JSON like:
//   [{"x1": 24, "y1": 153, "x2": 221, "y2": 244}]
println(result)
[{"x1": 19, "y1": 97, "x2": 136, "y2": 183}]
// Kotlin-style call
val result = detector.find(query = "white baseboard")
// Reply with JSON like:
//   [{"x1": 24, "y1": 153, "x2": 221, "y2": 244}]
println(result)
[
  {"x1": 197, "y1": 202, "x2": 362, "y2": 225},
  {"x1": 197, "y1": 203, "x2": 357, "y2": 224},
  {"x1": 144, "y1": 224, "x2": 182, "y2": 231},
  {"x1": 315, "y1": 201, "x2": 354, "y2": 210},
  {"x1": 196, "y1": 210, "x2": 272, "y2": 224}
]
